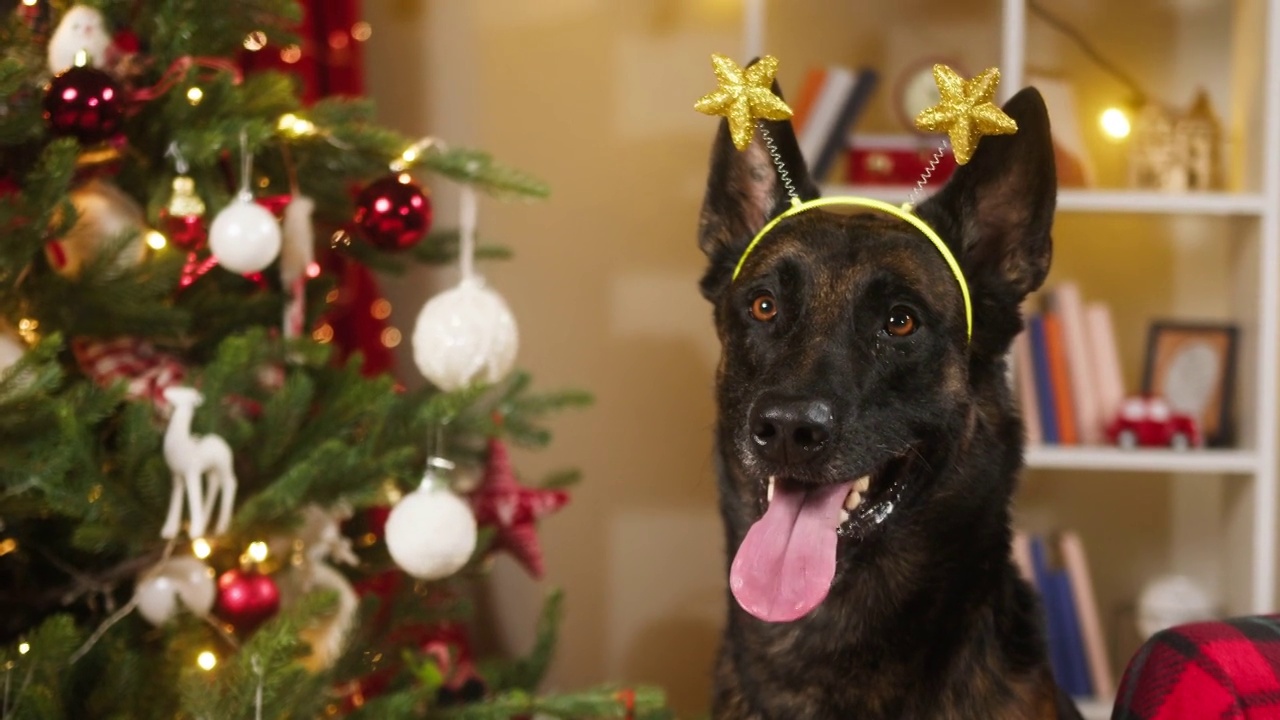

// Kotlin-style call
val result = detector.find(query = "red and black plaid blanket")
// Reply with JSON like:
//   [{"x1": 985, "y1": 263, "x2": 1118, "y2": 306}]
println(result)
[{"x1": 1113, "y1": 615, "x2": 1280, "y2": 719}]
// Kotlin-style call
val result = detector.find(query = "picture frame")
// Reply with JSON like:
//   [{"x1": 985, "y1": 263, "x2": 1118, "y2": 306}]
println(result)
[{"x1": 1141, "y1": 322, "x2": 1238, "y2": 447}]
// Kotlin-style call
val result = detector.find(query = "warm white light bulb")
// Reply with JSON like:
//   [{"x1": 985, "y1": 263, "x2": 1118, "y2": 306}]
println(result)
[
  {"x1": 186, "y1": 87, "x2": 203, "y2": 105},
  {"x1": 146, "y1": 231, "x2": 167, "y2": 250},
  {"x1": 197, "y1": 651, "x2": 217, "y2": 671},
  {"x1": 18, "y1": 642, "x2": 30, "y2": 655},
  {"x1": 247, "y1": 541, "x2": 269, "y2": 563},
  {"x1": 192, "y1": 538, "x2": 212, "y2": 559},
  {"x1": 1100, "y1": 107, "x2": 1131, "y2": 140}
]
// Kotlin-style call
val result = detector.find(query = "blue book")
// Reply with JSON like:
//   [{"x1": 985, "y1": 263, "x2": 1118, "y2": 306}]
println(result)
[
  {"x1": 1050, "y1": 536, "x2": 1094, "y2": 697},
  {"x1": 1030, "y1": 535, "x2": 1072, "y2": 691},
  {"x1": 1027, "y1": 315, "x2": 1059, "y2": 444}
]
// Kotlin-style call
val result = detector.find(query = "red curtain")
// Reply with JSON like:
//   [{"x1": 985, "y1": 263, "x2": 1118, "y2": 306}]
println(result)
[{"x1": 240, "y1": 0, "x2": 397, "y2": 377}]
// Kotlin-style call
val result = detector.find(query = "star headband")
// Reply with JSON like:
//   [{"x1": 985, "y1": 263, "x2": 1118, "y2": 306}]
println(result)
[{"x1": 695, "y1": 55, "x2": 1019, "y2": 342}]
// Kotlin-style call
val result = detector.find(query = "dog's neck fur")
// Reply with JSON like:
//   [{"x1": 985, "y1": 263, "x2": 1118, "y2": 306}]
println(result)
[{"x1": 713, "y1": 369, "x2": 1058, "y2": 720}]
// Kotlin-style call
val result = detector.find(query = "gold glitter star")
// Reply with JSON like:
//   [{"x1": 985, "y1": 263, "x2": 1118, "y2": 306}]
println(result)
[
  {"x1": 914, "y1": 65, "x2": 1018, "y2": 165},
  {"x1": 695, "y1": 54, "x2": 793, "y2": 151}
]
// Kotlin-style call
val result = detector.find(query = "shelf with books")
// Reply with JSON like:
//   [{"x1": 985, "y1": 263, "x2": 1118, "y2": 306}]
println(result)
[{"x1": 1025, "y1": 445, "x2": 1258, "y2": 474}]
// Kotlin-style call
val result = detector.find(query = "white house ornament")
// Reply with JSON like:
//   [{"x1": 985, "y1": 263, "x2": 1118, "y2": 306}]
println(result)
[
  {"x1": 47, "y1": 5, "x2": 111, "y2": 74},
  {"x1": 208, "y1": 191, "x2": 283, "y2": 274},
  {"x1": 384, "y1": 470, "x2": 478, "y2": 580},
  {"x1": 160, "y1": 386, "x2": 238, "y2": 540},
  {"x1": 134, "y1": 555, "x2": 217, "y2": 625},
  {"x1": 411, "y1": 276, "x2": 519, "y2": 391}
]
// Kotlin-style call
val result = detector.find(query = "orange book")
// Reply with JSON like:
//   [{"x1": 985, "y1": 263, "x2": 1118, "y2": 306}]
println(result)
[
  {"x1": 790, "y1": 67, "x2": 827, "y2": 134},
  {"x1": 1043, "y1": 313, "x2": 1078, "y2": 445}
]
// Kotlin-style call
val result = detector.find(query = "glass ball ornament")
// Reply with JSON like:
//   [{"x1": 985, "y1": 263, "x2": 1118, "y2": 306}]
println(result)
[
  {"x1": 208, "y1": 191, "x2": 283, "y2": 274},
  {"x1": 384, "y1": 473, "x2": 478, "y2": 580},
  {"x1": 42, "y1": 65, "x2": 124, "y2": 144},
  {"x1": 214, "y1": 567, "x2": 281, "y2": 632},
  {"x1": 411, "y1": 277, "x2": 518, "y2": 391},
  {"x1": 353, "y1": 174, "x2": 432, "y2": 251},
  {"x1": 134, "y1": 556, "x2": 217, "y2": 626}
]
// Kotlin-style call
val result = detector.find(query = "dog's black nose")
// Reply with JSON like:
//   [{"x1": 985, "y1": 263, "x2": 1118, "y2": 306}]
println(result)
[{"x1": 750, "y1": 395, "x2": 834, "y2": 465}]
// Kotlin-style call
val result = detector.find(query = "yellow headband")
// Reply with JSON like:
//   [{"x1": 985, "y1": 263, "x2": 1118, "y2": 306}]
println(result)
[{"x1": 731, "y1": 196, "x2": 973, "y2": 342}]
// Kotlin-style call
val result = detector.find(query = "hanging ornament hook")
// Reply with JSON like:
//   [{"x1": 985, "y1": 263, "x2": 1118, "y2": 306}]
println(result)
[
  {"x1": 458, "y1": 185, "x2": 478, "y2": 282},
  {"x1": 238, "y1": 128, "x2": 253, "y2": 199}
]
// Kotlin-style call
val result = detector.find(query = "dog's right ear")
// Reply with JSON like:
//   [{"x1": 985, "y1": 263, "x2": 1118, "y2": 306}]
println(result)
[{"x1": 697, "y1": 83, "x2": 818, "y2": 300}]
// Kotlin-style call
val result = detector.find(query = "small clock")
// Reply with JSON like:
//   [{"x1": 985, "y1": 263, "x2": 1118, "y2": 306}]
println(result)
[{"x1": 894, "y1": 60, "x2": 960, "y2": 133}]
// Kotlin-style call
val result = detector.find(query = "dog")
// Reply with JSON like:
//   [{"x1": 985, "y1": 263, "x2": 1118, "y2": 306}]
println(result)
[{"x1": 697, "y1": 79, "x2": 1084, "y2": 720}]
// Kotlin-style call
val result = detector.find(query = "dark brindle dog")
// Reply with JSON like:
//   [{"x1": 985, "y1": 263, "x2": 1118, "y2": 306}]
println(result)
[{"x1": 697, "y1": 83, "x2": 1084, "y2": 719}]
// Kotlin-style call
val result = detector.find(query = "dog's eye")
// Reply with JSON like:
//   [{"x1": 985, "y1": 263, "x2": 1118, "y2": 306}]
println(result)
[
  {"x1": 885, "y1": 306, "x2": 917, "y2": 337},
  {"x1": 750, "y1": 293, "x2": 778, "y2": 322}
]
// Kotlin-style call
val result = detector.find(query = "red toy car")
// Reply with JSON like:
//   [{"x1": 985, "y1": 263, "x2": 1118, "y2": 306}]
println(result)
[{"x1": 1106, "y1": 396, "x2": 1201, "y2": 450}]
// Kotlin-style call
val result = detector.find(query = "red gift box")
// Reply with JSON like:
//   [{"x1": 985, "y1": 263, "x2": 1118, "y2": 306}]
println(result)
[{"x1": 846, "y1": 134, "x2": 957, "y2": 186}]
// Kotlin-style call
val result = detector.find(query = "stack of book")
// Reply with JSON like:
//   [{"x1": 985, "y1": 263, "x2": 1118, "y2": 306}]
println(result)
[
  {"x1": 789, "y1": 66, "x2": 878, "y2": 181},
  {"x1": 1012, "y1": 282, "x2": 1125, "y2": 446},
  {"x1": 1013, "y1": 530, "x2": 1114, "y2": 701}
]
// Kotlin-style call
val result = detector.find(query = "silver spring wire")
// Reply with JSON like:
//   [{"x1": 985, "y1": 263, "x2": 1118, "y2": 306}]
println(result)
[
  {"x1": 758, "y1": 124, "x2": 799, "y2": 203},
  {"x1": 906, "y1": 144, "x2": 949, "y2": 210}
]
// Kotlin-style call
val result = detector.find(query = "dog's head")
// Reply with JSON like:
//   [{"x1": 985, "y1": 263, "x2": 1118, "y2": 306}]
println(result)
[{"x1": 699, "y1": 82, "x2": 1055, "y2": 622}]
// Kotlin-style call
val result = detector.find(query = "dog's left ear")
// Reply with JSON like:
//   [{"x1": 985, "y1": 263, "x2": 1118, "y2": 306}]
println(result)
[
  {"x1": 916, "y1": 88, "x2": 1056, "y2": 348},
  {"x1": 697, "y1": 76, "x2": 819, "y2": 300}
]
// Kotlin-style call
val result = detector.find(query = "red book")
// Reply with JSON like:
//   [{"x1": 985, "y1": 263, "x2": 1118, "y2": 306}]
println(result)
[{"x1": 1043, "y1": 313, "x2": 1078, "y2": 445}]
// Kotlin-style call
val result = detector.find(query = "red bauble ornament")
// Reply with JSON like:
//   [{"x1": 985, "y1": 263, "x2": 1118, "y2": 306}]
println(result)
[
  {"x1": 214, "y1": 568, "x2": 280, "y2": 631},
  {"x1": 353, "y1": 174, "x2": 432, "y2": 251},
  {"x1": 42, "y1": 65, "x2": 124, "y2": 144}
]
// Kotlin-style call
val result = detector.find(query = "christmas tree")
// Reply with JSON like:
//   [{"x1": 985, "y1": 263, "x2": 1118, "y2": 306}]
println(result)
[{"x1": 0, "y1": 2, "x2": 667, "y2": 718}]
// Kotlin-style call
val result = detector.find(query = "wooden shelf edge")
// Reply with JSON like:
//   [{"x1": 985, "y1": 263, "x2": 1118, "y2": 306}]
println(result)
[
  {"x1": 818, "y1": 185, "x2": 1267, "y2": 216},
  {"x1": 1025, "y1": 446, "x2": 1258, "y2": 474}
]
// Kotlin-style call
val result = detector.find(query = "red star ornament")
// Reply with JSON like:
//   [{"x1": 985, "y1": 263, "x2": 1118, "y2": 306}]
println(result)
[{"x1": 469, "y1": 439, "x2": 569, "y2": 578}]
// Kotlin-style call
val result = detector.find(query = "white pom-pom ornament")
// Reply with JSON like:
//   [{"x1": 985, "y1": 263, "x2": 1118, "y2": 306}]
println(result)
[
  {"x1": 385, "y1": 471, "x2": 478, "y2": 580},
  {"x1": 48, "y1": 5, "x2": 111, "y2": 74},
  {"x1": 412, "y1": 277, "x2": 518, "y2": 391},
  {"x1": 209, "y1": 191, "x2": 282, "y2": 274},
  {"x1": 134, "y1": 556, "x2": 216, "y2": 626}
]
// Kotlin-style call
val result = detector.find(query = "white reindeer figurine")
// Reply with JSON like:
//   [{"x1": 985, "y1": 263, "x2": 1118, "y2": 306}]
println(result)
[{"x1": 160, "y1": 386, "x2": 237, "y2": 539}]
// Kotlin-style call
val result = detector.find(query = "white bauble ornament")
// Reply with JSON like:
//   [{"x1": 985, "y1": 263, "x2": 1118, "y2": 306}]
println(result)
[
  {"x1": 412, "y1": 277, "x2": 518, "y2": 391},
  {"x1": 45, "y1": 179, "x2": 148, "y2": 278},
  {"x1": 134, "y1": 556, "x2": 217, "y2": 626},
  {"x1": 47, "y1": 5, "x2": 111, "y2": 74},
  {"x1": 384, "y1": 472, "x2": 478, "y2": 580},
  {"x1": 208, "y1": 191, "x2": 282, "y2": 274}
]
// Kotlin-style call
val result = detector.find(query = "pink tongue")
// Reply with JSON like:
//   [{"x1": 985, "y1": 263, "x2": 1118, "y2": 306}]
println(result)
[{"x1": 730, "y1": 480, "x2": 853, "y2": 622}]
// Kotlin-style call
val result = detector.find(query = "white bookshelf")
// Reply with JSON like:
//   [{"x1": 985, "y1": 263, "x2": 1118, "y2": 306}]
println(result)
[{"x1": 747, "y1": 0, "x2": 1280, "y2": 713}]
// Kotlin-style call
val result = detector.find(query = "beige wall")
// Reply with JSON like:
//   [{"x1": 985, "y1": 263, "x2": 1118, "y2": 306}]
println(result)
[{"x1": 364, "y1": 1, "x2": 1252, "y2": 714}]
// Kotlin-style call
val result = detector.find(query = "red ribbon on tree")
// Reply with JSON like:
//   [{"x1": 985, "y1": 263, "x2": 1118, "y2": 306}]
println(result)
[{"x1": 130, "y1": 56, "x2": 244, "y2": 104}]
